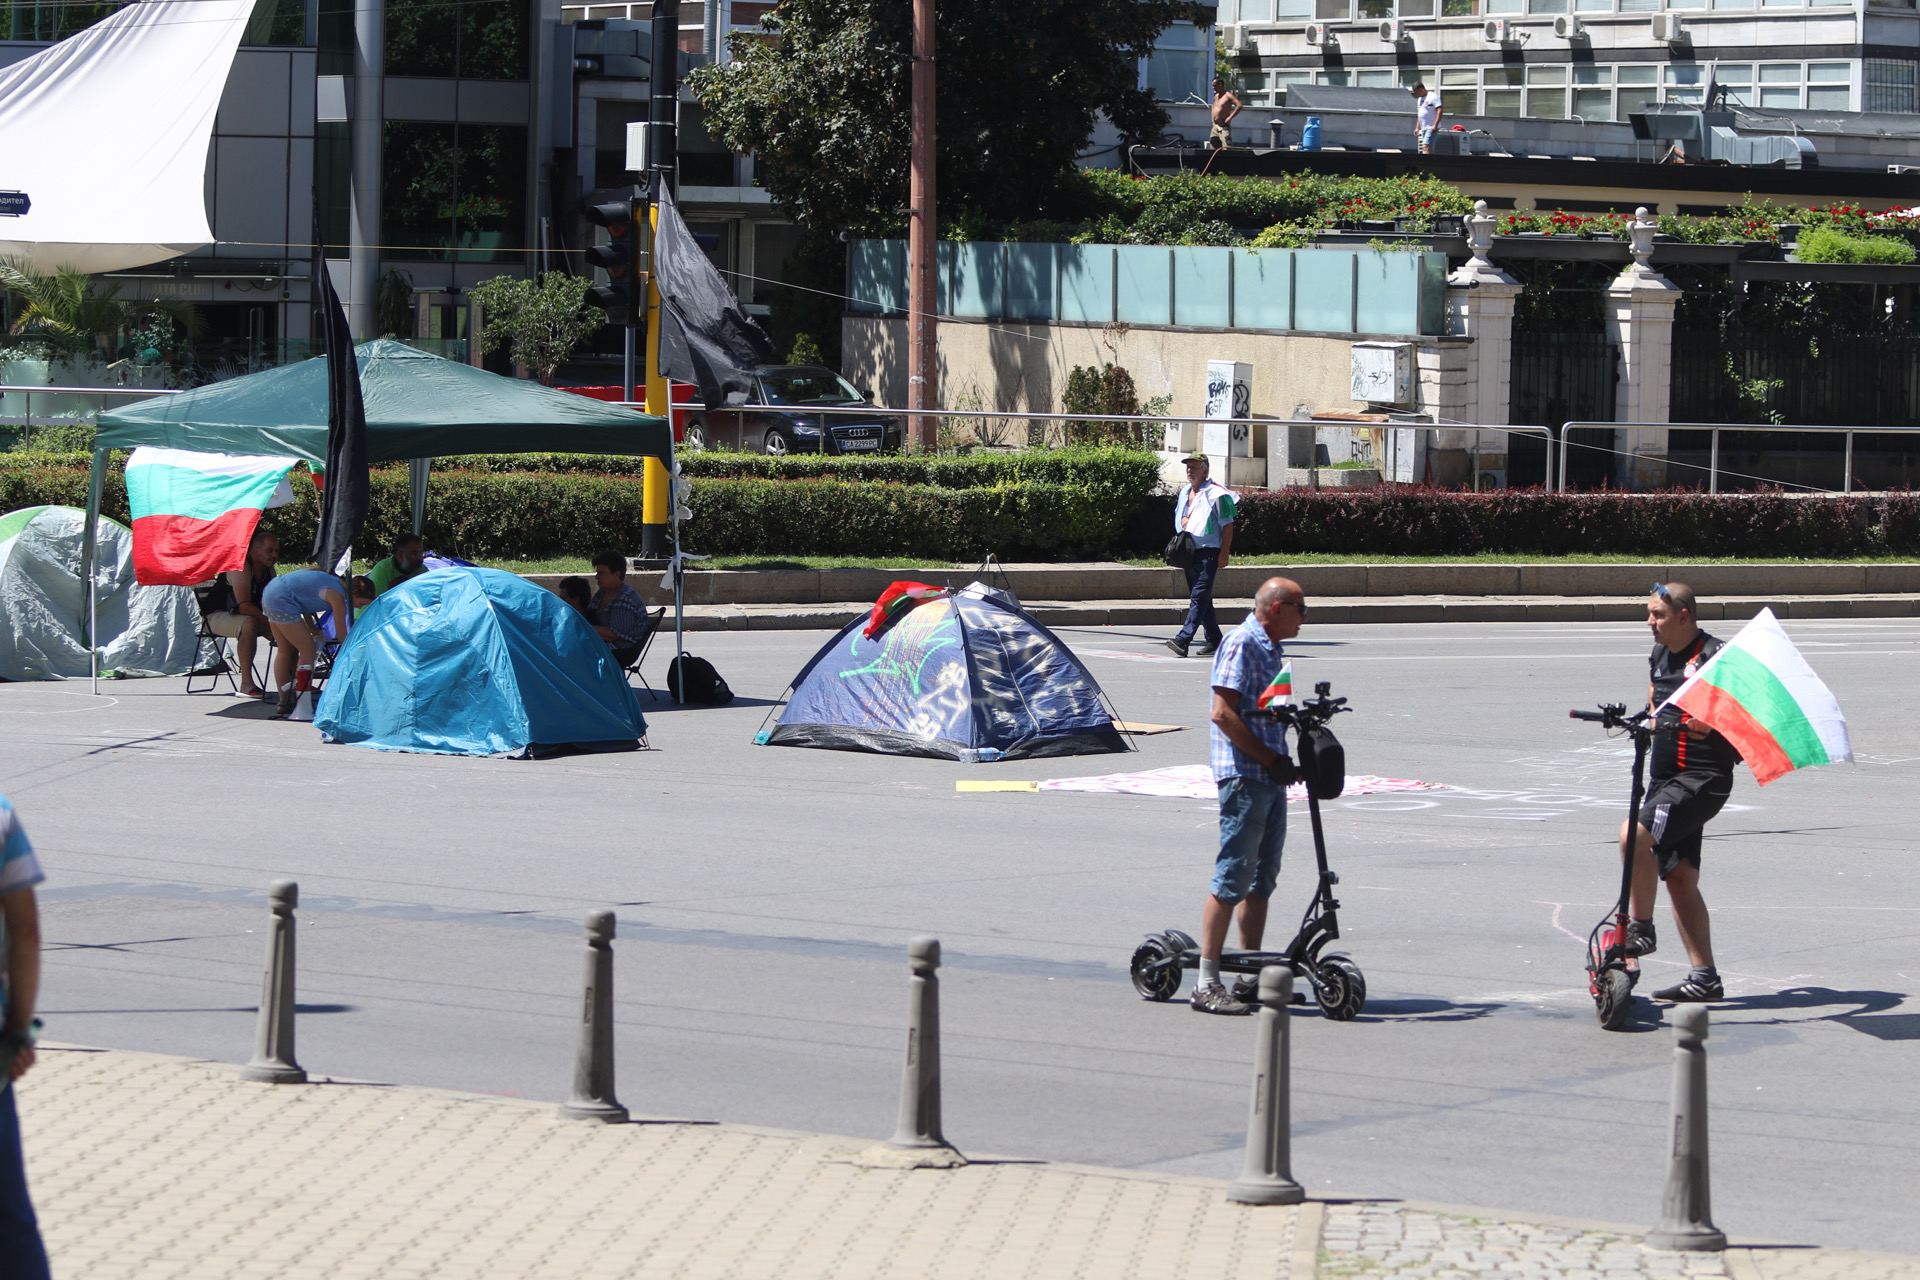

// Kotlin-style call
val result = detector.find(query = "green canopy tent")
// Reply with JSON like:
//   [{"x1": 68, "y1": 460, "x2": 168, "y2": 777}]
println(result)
[{"x1": 82, "y1": 339, "x2": 677, "y2": 683}]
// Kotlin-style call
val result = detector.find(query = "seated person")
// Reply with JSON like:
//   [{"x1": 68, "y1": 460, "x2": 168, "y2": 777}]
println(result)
[
  {"x1": 260, "y1": 567, "x2": 349, "y2": 717},
  {"x1": 351, "y1": 576, "x2": 377, "y2": 619},
  {"x1": 368, "y1": 533, "x2": 427, "y2": 596},
  {"x1": 556, "y1": 576, "x2": 593, "y2": 620},
  {"x1": 589, "y1": 549, "x2": 652, "y2": 667},
  {"x1": 204, "y1": 529, "x2": 279, "y2": 698}
]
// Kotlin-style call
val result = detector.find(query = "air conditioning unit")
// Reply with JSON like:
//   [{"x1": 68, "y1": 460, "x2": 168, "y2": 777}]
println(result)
[
  {"x1": 1482, "y1": 18, "x2": 1512, "y2": 43},
  {"x1": 1651, "y1": 12, "x2": 1686, "y2": 41},
  {"x1": 1305, "y1": 22, "x2": 1338, "y2": 45},
  {"x1": 1378, "y1": 18, "x2": 1408, "y2": 42},
  {"x1": 1552, "y1": 14, "x2": 1585, "y2": 39}
]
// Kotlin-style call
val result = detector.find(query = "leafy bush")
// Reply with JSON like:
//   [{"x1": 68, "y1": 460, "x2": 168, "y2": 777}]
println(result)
[
  {"x1": 1228, "y1": 487, "x2": 1920, "y2": 558},
  {"x1": 1792, "y1": 226, "x2": 1917, "y2": 266}
]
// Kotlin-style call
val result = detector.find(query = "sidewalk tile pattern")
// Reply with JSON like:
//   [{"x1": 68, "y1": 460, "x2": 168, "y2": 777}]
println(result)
[{"x1": 1320, "y1": 1203, "x2": 1729, "y2": 1279}]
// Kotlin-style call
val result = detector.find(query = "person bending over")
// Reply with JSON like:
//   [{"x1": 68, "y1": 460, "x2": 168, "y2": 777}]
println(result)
[
  {"x1": 589, "y1": 550, "x2": 651, "y2": 668},
  {"x1": 1192, "y1": 577, "x2": 1309, "y2": 1015},
  {"x1": 1622, "y1": 581, "x2": 1738, "y2": 1003},
  {"x1": 261, "y1": 567, "x2": 349, "y2": 717}
]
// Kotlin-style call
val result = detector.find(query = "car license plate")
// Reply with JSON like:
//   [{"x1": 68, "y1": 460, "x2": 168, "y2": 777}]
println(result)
[{"x1": 841, "y1": 437, "x2": 879, "y2": 450}]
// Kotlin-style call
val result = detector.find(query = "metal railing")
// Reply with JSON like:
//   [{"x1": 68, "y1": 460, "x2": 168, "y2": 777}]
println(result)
[
  {"x1": 0, "y1": 384, "x2": 179, "y2": 428},
  {"x1": 1561, "y1": 421, "x2": 1920, "y2": 494},
  {"x1": 619, "y1": 401, "x2": 1559, "y2": 490}
]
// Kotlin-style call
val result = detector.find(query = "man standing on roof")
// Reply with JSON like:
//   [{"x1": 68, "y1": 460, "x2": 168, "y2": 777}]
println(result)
[
  {"x1": 1192, "y1": 577, "x2": 1307, "y2": 1015},
  {"x1": 1210, "y1": 77, "x2": 1242, "y2": 149},
  {"x1": 1411, "y1": 81, "x2": 1443, "y2": 154},
  {"x1": 1167, "y1": 454, "x2": 1236, "y2": 659}
]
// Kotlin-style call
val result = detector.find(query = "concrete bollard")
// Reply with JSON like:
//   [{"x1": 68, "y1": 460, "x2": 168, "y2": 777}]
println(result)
[
  {"x1": 239, "y1": 880, "x2": 306, "y2": 1084},
  {"x1": 1647, "y1": 1005, "x2": 1726, "y2": 1250},
  {"x1": 559, "y1": 908, "x2": 629, "y2": 1123},
  {"x1": 887, "y1": 936, "x2": 950, "y2": 1151},
  {"x1": 1227, "y1": 964, "x2": 1305, "y2": 1206}
]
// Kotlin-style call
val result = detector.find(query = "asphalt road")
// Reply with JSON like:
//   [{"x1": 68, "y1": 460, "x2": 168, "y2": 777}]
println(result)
[{"x1": 5, "y1": 616, "x2": 1917, "y2": 1252}]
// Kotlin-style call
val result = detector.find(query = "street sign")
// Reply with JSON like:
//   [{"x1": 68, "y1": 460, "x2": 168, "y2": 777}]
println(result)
[{"x1": 0, "y1": 191, "x2": 29, "y2": 217}]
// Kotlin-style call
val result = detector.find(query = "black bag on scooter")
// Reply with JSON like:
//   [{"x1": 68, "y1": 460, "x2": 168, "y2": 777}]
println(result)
[{"x1": 1296, "y1": 723, "x2": 1345, "y2": 799}]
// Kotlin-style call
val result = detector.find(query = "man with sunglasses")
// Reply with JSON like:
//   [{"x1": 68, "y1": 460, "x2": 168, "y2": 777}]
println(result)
[
  {"x1": 1624, "y1": 581, "x2": 1738, "y2": 1003},
  {"x1": 1192, "y1": 577, "x2": 1309, "y2": 1014}
]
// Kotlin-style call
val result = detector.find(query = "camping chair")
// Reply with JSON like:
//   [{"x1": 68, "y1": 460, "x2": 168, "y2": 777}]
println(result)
[
  {"x1": 621, "y1": 607, "x2": 667, "y2": 698},
  {"x1": 186, "y1": 579, "x2": 274, "y2": 696}
]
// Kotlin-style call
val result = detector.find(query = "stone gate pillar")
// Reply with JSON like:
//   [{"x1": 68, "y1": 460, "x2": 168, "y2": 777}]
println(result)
[{"x1": 1607, "y1": 208, "x2": 1682, "y2": 490}]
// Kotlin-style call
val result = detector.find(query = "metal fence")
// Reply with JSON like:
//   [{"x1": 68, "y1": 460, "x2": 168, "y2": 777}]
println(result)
[
  {"x1": 1670, "y1": 332, "x2": 1920, "y2": 429},
  {"x1": 1510, "y1": 332, "x2": 1618, "y2": 489},
  {"x1": 1562, "y1": 421, "x2": 1920, "y2": 493}
]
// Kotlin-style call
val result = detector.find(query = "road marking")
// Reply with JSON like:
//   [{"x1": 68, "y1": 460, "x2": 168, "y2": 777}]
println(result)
[{"x1": 955, "y1": 781, "x2": 1038, "y2": 792}]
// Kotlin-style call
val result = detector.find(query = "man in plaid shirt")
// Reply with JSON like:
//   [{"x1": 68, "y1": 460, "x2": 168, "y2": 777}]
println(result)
[
  {"x1": 1192, "y1": 577, "x2": 1309, "y2": 1015},
  {"x1": 589, "y1": 549, "x2": 654, "y2": 668}
]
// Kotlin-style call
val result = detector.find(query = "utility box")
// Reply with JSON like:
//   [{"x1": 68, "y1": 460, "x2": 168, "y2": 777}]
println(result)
[
  {"x1": 1163, "y1": 421, "x2": 1200, "y2": 454},
  {"x1": 1203, "y1": 360, "x2": 1252, "y2": 457},
  {"x1": 1350, "y1": 342, "x2": 1415, "y2": 408}
]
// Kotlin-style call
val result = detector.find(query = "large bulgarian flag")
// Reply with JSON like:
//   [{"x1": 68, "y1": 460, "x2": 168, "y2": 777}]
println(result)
[
  {"x1": 1659, "y1": 608, "x2": 1851, "y2": 786},
  {"x1": 125, "y1": 448, "x2": 297, "y2": 586}
]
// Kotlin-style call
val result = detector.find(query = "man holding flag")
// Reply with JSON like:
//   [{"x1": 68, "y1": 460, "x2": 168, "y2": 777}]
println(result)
[
  {"x1": 1191, "y1": 577, "x2": 1308, "y2": 1015},
  {"x1": 1624, "y1": 584, "x2": 1852, "y2": 1003}
]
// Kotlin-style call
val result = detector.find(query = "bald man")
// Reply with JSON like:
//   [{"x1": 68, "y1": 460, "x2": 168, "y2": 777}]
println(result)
[{"x1": 1193, "y1": 576, "x2": 1308, "y2": 1015}]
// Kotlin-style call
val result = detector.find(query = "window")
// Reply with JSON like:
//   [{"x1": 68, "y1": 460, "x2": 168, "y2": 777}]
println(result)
[
  {"x1": 1574, "y1": 88, "x2": 1613, "y2": 119},
  {"x1": 1315, "y1": 0, "x2": 1350, "y2": 16},
  {"x1": 382, "y1": 122, "x2": 528, "y2": 263},
  {"x1": 1865, "y1": 59, "x2": 1919, "y2": 113},
  {"x1": 1575, "y1": 0, "x2": 1612, "y2": 12},
  {"x1": 1145, "y1": 23, "x2": 1210, "y2": 103},
  {"x1": 384, "y1": 0, "x2": 530, "y2": 79},
  {"x1": 1529, "y1": 0, "x2": 1568, "y2": 11},
  {"x1": 1441, "y1": 0, "x2": 1479, "y2": 12},
  {"x1": 1807, "y1": 62, "x2": 1852, "y2": 110},
  {"x1": 1358, "y1": 0, "x2": 1394, "y2": 18},
  {"x1": 242, "y1": 0, "x2": 306, "y2": 46},
  {"x1": 1485, "y1": 0, "x2": 1522, "y2": 12},
  {"x1": 1443, "y1": 88, "x2": 1480, "y2": 114},
  {"x1": 1484, "y1": 88, "x2": 1522, "y2": 117},
  {"x1": 1356, "y1": 69, "x2": 1398, "y2": 86}
]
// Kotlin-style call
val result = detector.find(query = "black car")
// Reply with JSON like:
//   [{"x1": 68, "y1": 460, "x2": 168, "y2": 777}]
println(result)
[{"x1": 682, "y1": 365, "x2": 902, "y2": 455}]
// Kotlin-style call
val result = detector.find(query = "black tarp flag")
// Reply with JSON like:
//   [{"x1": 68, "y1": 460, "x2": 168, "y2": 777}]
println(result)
[
  {"x1": 654, "y1": 186, "x2": 774, "y2": 409},
  {"x1": 312, "y1": 264, "x2": 370, "y2": 577}
]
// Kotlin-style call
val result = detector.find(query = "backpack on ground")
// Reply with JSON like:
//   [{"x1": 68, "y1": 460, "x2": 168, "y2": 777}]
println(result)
[{"x1": 668, "y1": 654, "x2": 733, "y2": 705}]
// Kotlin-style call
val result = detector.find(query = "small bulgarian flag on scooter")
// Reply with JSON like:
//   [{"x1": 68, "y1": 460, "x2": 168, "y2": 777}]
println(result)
[
  {"x1": 862, "y1": 581, "x2": 949, "y2": 639},
  {"x1": 1256, "y1": 660, "x2": 1293, "y2": 709}
]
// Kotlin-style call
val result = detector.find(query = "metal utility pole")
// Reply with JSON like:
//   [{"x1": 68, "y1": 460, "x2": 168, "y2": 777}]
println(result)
[
  {"x1": 348, "y1": 0, "x2": 385, "y2": 341},
  {"x1": 641, "y1": 0, "x2": 680, "y2": 560},
  {"x1": 907, "y1": 0, "x2": 936, "y2": 452}
]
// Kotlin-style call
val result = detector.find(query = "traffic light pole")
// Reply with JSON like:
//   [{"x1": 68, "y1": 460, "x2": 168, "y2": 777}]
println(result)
[
  {"x1": 640, "y1": 0, "x2": 679, "y2": 562},
  {"x1": 348, "y1": 0, "x2": 385, "y2": 340}
]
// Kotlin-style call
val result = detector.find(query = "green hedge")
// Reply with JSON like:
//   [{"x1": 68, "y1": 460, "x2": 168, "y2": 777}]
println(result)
[{"x1": 12, "y1": 456, "x2": 1919, "y2": 560}]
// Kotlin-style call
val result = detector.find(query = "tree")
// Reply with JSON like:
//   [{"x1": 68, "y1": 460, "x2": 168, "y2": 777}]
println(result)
[
  {"x1": 467, "y1": 272, "x2": 605, "y2": 384},
  {"x1": 0, "y1": 258, "x2": 203, "y2": 364},
  {"x1": 687, "y1": 0, "x2": 1208, "y2": 236}
]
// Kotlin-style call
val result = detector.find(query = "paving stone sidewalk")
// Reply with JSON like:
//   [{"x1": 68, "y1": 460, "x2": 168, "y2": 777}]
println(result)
[{"x1": 18, "y1": 1045, "x2": 1918, "y2": 1280}]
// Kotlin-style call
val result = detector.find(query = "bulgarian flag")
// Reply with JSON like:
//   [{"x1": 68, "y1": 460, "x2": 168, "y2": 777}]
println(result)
[
  {"x1": 1659, "y1": 609, "x2": 1851, "y2": 786},
  {"x1": 1256, "y1": 660, "x2": 1293, "y2": 710},
  {"x1": 863, "y1": 581, "x2": 948, "y2": 639},
  {"x1": 126, "y1": 448, "x2": 297, "y2": 586}
]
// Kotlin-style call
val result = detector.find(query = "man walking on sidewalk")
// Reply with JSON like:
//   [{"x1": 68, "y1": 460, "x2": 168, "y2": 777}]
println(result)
[
  {"x1": 1167, "y1": 454, "x2": 1237, "y2": 659},
  {"x1": 1192, "y1": 578, "x2": 1306, "y2": 1014},
  {"x1": 0, "y1": 794, "x2": 49, "y2": 1279}
]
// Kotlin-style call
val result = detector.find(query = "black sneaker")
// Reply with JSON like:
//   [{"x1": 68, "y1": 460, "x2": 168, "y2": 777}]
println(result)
[
  {"x1": 1192, "y1": 641, "x2": 1218, "y2": 657},
  {"x1": 1624, "y1": 921, "x2": 1657, "y2": 958},
  {"x1": 1164, "y1": 637, "x2": 1190, "y2": 658},
  {"x1": 1191, "y1": 982, "x2": 1254, "y2": 1015},
  {"x1": 1652, "y1": 975, "x2": 1723, "y2": 1003}
]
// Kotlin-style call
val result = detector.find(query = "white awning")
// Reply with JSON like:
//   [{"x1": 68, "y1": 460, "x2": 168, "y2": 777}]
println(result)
[{"x1": 0, "y1": 0, "x2": 252, "y2": 274}]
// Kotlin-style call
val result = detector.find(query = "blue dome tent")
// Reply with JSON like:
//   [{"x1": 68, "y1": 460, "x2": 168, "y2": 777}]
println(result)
[
  {"x1": 315, "y1": 567, "x2": 645, "y2": 757},
  {"x1": 757, "y1": 581, "x2": 1129, "y2": 762}
]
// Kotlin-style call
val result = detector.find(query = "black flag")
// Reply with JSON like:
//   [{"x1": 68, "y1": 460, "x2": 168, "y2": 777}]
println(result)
[
  {"x1": 654, "y1": 186, "x2": 774, "y2": 409},
  {"x1": 312, "y1": 264, "x2": 370, "y2": 576}
]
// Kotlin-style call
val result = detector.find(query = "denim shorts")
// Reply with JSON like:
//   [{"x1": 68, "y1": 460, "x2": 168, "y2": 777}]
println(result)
[
  {"x1": 1212, "y1": 775, "x2": 1288, "y2": 904},
  {"x1": 1417, "y1": 125, "x2": 1437, "y2": 147},
  {"x1": 265, "y1": 608, "x2": 305, "y2": 626}
]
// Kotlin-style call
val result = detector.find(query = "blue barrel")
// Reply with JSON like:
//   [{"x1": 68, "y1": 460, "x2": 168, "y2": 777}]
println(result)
[{"x1": 1301, "y1": 117, "x2": 1322, "y2": 151}]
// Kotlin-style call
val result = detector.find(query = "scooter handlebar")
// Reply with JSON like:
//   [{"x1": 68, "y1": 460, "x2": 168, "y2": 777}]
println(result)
[{"x1": 1569, "y1": 710, "x2": 1607, "y2": 723}]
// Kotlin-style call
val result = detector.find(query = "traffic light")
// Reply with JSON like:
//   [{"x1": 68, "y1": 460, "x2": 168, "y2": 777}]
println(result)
[{"x1": 582, "y1": 199, "x2": 640, "y2": 327}]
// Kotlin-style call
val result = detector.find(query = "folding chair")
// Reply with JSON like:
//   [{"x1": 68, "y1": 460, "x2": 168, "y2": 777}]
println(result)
[
  {"x1": 186, "y1": 580, "x2": 276, "y2": 696},
  {"x1": 620, "y1": 607, "x2": 667, "y2": 699}
]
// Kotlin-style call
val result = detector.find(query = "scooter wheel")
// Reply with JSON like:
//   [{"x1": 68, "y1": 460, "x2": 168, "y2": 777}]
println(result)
[
  {"x1": 1130, "y1": 937, "x2": 1183, "y2": 1002},
  {"x1": 1596, "y1": 967, "x2": 1634, "y2": 1031},
  {"x1": 1314, "y1": 957, "x2": 1367, "y2": 1021}
]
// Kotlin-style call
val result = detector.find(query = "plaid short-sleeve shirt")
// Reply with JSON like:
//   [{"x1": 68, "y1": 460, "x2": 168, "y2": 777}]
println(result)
[{"x1": 1208, "y1": 615, "x2": 1290, "y2": 783}]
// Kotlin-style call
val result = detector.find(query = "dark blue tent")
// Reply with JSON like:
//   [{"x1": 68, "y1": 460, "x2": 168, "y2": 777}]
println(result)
[
  {"x1": 758, "y1": 581, "x2": 1128, "y2": 762},
  {"x1": 315, "y1": 567, "x2": 646, "y2": 757}
]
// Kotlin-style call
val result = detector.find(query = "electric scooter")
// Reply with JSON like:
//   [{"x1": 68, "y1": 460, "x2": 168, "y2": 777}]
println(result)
[
  {"x1": 1128, "y1": 682, "x2": 1367, "y2": 1021},
  {"x1": 1569, "y1": 702, "x2": 1654, "y2": 1031}
]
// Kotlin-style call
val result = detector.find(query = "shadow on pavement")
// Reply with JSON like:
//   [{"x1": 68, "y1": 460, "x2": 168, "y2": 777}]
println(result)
[{"x1": 1351, "y1": 997, "x2": 1505, "y2": 1024}]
